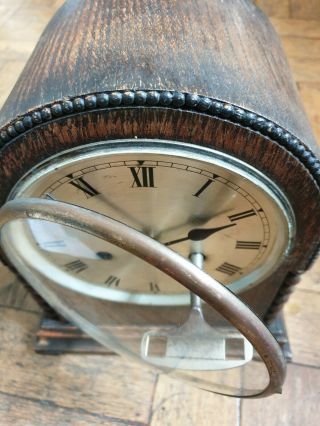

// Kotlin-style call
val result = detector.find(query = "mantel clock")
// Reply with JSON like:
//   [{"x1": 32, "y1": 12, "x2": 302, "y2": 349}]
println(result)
[{"x1": 0, "y1": 0, "x2": 319, "y2": 398}]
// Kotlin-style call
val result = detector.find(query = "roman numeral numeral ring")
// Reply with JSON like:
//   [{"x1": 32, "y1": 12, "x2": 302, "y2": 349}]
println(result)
[
  {"x1": 193, "y1": 178, "x2": 214, "y2": 197},
  {"x1": 149, "y1": 282, "x2": 160, "y2": 293},
  {"x1": 105, "y1": 275, "x2": 120, "y2": 287},
  {"x1": 130, "y1": 163, "x2": 156, "y2": 188},
  {"x1": 228, "y1": 209, "x2": 257, "y2": 222},
  {"x1": 216, "y1": 262, "x2": 242, "y2": 276},
  {"x1": 236, "y1": 241, "x2": 262, "y2": 250},
  {"x1": 64, "y1": 260, "x2": 88, "y2": 273},
  {"x1": 68, "y1": 174, "x2": 100, "y2": 198}
]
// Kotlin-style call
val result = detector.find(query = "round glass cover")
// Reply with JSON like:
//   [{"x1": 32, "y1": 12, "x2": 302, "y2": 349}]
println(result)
[{"x1": 0, "y1": 199, "x2": 286, "y2": 397}]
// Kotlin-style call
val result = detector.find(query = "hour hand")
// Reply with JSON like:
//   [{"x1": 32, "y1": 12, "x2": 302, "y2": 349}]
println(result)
[{"x1": 164, "y1": 223, "x2": 236, "y2": 247}]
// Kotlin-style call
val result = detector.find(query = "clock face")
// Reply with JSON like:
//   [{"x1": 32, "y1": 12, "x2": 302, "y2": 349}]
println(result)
[{"x1": 6, "y1": 140, "x2": 294, "y2": 305}]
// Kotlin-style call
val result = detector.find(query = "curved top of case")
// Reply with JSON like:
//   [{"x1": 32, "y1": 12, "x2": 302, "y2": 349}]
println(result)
[{"x1": 0, "y1": 0, "x2": 317, "y2": 150}]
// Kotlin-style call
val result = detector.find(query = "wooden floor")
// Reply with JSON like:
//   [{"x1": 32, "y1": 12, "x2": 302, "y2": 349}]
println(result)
[{"x1": 0, "y1": 1, "x2": 319, "y2": 425}]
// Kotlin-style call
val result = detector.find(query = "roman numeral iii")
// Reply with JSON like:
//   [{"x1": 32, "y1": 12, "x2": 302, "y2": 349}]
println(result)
[
  {"x1": 105, "y1": 275, "x2": 120, "y2": 287},
  {"x1": 216, "y1": 262, "x2": 242, "y2": 276},
  {"x1": 236, "y1": 241, "x2": 262, "y2": 250},
  {"x1": 64, "y1": 260, "x2": 88, "y2": 273}
]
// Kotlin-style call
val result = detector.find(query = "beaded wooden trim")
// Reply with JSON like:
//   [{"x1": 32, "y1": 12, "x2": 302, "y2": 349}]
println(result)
[{"x1": 1, "y1": 90, "x2": 319, "y2": 187}]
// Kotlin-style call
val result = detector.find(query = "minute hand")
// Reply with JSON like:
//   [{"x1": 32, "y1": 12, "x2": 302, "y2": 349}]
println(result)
[{"x1": 164, "y1": 223, "x2": 236, "y2": 247}]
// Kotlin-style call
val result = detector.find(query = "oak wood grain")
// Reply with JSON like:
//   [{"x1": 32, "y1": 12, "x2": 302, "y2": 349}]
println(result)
[{"x1": 0, "y1": 0, "x2": 316, "y2": 150}]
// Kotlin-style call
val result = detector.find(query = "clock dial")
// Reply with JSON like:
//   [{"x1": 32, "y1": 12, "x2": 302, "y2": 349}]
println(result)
[{"x1": 6, "y1": 140, "x2": 294, "y2": 305}]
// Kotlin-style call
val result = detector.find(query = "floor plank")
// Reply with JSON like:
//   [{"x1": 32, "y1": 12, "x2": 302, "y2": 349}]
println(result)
[
  {"x1": 0, "y1": 308, "x2": 157, "y2": 425},
  {"x1": 284, "y1": 288, "x2": 320, "y2": 367},
  {"x1": 287, "y1": 57, "x2": 320, "y2": 84},
  {"x1": 241, "y1": 364, "x2": 320, "y2": 426},
  {"x1": 0, "y1": 60, "x2": 26, "y2": 107},
  {"x1": 0, "y1": 393, "x2": 143, "y2": 426},
  {"x1": 150, "y1": 375, "x2": 238, "y2": 426},
  {"x1": 281, "y1": 36, "x2": 320, "y2": 60},
  {"x1": 290, "y1": 0, "x2": 320, "y2": 21},
  {"x1": 0, "y1": 0, "x2": 64, "y2": 107},
  {"x1": 0, "y1": 0, "x2": 25, "y2": 26},
  {"x1": 271, "y1": 18, "x2": 320, "y2": 39},
  {"x1": 0, "y1": 263, "x2": 41, "y2": 313},
  {"x1": 254, "y1": 0, "x2": 290, "y2": 18},
  {"x1": 298, "y1": 82, "x2": 320, "y2": 143}
]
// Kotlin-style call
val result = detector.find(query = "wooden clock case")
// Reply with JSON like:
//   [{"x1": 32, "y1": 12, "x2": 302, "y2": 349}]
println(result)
[{"x1": 0, "y1": 0, "x2": 319, "y2": 353}]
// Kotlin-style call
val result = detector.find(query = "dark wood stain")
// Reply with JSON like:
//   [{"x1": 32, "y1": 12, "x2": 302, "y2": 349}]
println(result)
[
  {"x1": 0, "y1": 0, "x2": 317, "y2": 151},
  {"x1": 0, "y1": 0, "x2": 319, "y2": 325}
]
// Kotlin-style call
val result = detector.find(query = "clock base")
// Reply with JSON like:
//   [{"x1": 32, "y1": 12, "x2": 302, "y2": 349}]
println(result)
[
  {"x1": 268, "y1": 312, "x2": 292, "y2": 361},
  {"x1": 35, "y1": 315, "x2": 114, "y2": 355},
  {"x1": 34, "y1": 312, "x2": 292, "y2": 361}
]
